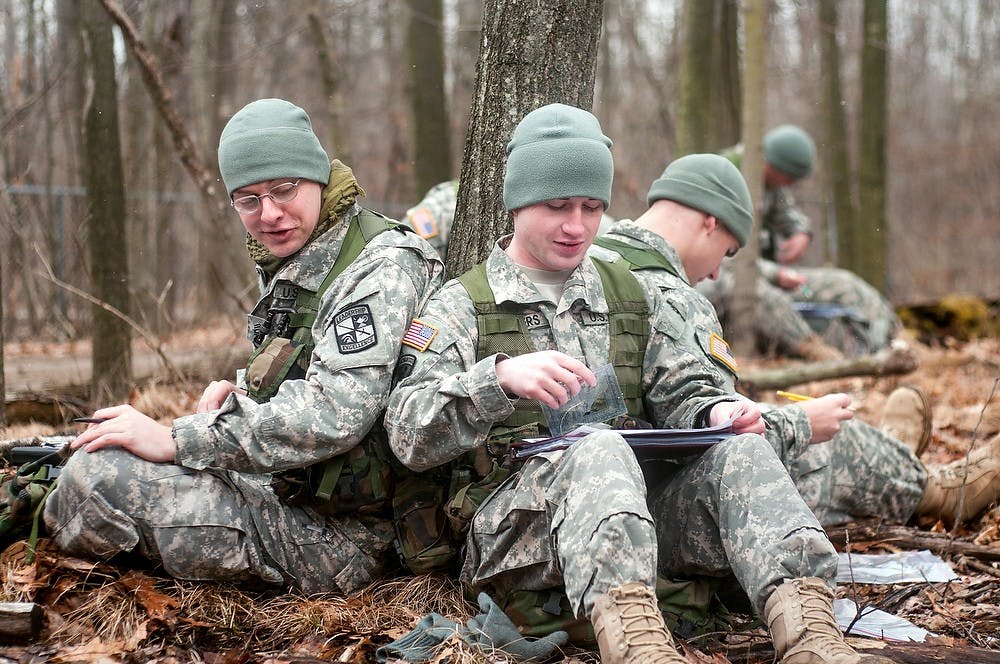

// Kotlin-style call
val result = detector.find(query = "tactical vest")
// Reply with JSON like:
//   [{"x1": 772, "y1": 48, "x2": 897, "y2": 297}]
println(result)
[
  {"x1": 592, "y1": 236, "x2": 683, "y2": 280},
  {"x1": 247, "y1": 208, "x2": 407, "y2": 516},
  {"x1": 393, "y1": 257, "x2": 651, "y2": 574}
]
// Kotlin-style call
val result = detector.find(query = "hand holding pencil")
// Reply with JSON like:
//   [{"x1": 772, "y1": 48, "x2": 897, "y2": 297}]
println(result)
[{"x1": 777, "y1": 391, "x2": 855, "y2": 444}]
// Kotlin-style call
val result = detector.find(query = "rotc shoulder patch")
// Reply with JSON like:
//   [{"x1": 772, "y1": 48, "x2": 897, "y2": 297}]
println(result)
[
  {"x1": 708, "y1": 332, "x2": 739, "y2": 373},
  {"x1": 407, "y1": 207, "x2": 439, "y2": 239},
  {"x1": 402, "y1": 318, "x2": 438, "y2": 351},
  {"x1": 334, "y1": 304, "x2": 377, "y2": 354}
]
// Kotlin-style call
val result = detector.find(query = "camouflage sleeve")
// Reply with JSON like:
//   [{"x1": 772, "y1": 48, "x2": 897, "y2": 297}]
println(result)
[
  {"x1": 764, "y1": 186, "x2": 812, "y2": 242},
  {"x1": 402, "y1": 180, "x2": 458, "y2": 258},
  {"x1": 385, "y1": 281, "x2": 516, "y2": 472},
  {"x1": 757, "y1": 258, "x2": 782, "y2": 284},
  {"x1": 761, "y1": 404, "x2": 813, "y2": 462},
  {"x1": 173, "y1": 237, "x2": 444, "y2": 473},
  {"x1": 638, "y1": 278, "x2": 737, "y2": 429}
]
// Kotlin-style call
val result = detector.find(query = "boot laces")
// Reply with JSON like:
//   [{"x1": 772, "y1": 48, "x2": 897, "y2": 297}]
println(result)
[
  {"x1": 796, "y1": 591, "x2": 857, "y2": 657},
  {"x1": 617, "y1": 593, "x2": 675, "y2": 650}
]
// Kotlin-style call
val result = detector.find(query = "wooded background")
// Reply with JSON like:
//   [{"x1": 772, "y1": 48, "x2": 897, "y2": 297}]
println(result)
[{"x1": 0, "y1": 1, "x2": 997, "y2": 356}]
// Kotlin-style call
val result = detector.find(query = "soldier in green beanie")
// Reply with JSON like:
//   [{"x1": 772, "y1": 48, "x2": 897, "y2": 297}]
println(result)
[
  {"x1": 698, "y1": 125, "x2": 902, "y2": 360},
  {"x1": 44, "y1": 98, "x2": 445, "y2": 595},
  {"x1": 594, "y1": 152, "x2": 1000, "y2": 563},
  {"x1": 387, "y1": 107, "x2": 887, "y2": 663}
]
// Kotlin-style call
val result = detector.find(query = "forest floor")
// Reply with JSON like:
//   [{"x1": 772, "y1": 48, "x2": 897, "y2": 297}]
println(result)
[{"x1": 0, "y1": 323, "x2": 998, "y2": 663}]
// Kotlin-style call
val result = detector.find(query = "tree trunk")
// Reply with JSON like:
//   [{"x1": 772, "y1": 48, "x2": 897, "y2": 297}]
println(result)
[
  {"x1": 711, "y1": 0, "x2": 742, "y2": 149},
  {"x1": 448, "y1": 0, "x2": 604, "y2": 278},
  {"x1": 857, "y1": 0, "x2": 889, "y2": 294},
  {"x1": 729, "y1": 0, "x2": 767, "y2": 357},
  {"x1": 676, "y1": 0, "x2": 715, "y2": 155},
  {"x1": 80, "y1": 0, "x2": 132, "y2": 402},
  {"x1": 406, "y1": 0, "x2": 453, "y2": 198},
  {"x1": 306, "y1": 0, "x2": 347, "y2": 164},
  {"x1": 819, "y1": 0, "x2": 857, "y2": 268}
]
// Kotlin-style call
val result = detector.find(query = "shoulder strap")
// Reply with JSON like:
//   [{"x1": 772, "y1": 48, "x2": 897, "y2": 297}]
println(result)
[
  {"x1": 590, "y1": 258, "x2": 650, "y2": 415},
  {"x1": 593, "y1": 236, "x2": 682, "y2": 279}
]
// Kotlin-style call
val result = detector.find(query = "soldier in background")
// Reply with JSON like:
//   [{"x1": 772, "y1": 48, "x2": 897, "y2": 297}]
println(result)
[
  {"x1": 43, "y1": 98, "x2": 444, "y2": 594},
  {"x1": 698, "y1": 125, "x2": 902, "y2": 360},
  {"x1": 593, "y1": 152, "x2": 1000, "y2": 531}
]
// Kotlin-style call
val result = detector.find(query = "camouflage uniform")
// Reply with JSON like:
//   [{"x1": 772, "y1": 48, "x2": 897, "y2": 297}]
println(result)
[
  {"x1": 387, "y1": 239, "x2": 838, "y2": 618},
  {"x1": 594, "y1": 220, "x2": 926, "y2": 526},
  {"x1": 45, "y1": 202, "x2": 444, "y2": 595},
  {"x1": 704, "y1": 145, "x2": 901, "y2": 357},
  {"x1": 403, "y1": 180, "x2": 458, "y2": 258}
]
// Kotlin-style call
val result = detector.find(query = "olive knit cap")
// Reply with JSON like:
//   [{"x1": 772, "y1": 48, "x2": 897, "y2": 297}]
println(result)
[
  {"x1": 763, "y1": 124, "x2": 816, "y2": 179},
  {"x1": 503, "y1": 103, "x2": 613, "y2": 211},
  {"x1": 646, "y1": 153, "x2": 754, "y2": 247},
  {"x1": 218, "y1": 98, "x2": 331, "y2": 195}
]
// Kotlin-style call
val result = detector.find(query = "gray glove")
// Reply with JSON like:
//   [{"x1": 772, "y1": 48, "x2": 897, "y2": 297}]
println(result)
[
  {"x1": 460, "y1": 592, "x2": 569, "y2": 662},
  {"x1": 375, "y1": 612, "x2": 459, "y2": 663}
]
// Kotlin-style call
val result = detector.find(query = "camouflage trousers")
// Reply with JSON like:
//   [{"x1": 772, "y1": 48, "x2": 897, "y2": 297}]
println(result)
[
  {"x1": 698, "y1": 270, "x2": 815, "y2": 353},
  {"x1": 43, "y1": 448, "x2": 395, "y2": 595},
  {"x1": 793, "y1": 266, "x2": 901, "y2": 356},
  {"x1": 699, "y1": 265, "x2": 900, "y2": 357},
  {"x1": 647, "y1": 433, "x2": 838, "y2": 616},
  {"x1": 776, "y1": 417, "x2": 928, "y2": 526},
  {"x1": 462, "y1": 430, "x2": 658, "y2": 618}
]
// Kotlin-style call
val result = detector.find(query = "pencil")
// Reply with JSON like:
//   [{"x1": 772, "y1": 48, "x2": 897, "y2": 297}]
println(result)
[
  {"x1": 776, "y1": 390, "x2": 813, "y2": 402},
  {"x1": 73, "y1": 417, "x2": 109, "y2": 424},
  {"x1": 776, "y1": 390, "x2": 858, "y2": 411}
]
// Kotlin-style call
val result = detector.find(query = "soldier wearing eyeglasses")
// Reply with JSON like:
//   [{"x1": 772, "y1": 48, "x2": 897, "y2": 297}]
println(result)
[{"x1": 44, "y1": 98, "x2": 444, "y2": 595}]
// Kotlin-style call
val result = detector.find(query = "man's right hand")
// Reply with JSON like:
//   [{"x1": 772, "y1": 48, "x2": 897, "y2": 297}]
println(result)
[
  {"x1": 494, "y1": 351, "x2": 597, "y2": 410},
  {"x1": 795, "y1": 393, "x2": 854, "y2": 443}
]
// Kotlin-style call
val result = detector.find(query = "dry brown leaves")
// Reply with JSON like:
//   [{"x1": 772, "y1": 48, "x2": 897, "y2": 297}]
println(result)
[{"x1": 1, "y1": 334, "x2": 998, "y2": 662}]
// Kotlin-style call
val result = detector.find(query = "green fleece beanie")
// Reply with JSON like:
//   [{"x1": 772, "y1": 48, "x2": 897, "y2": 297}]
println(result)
[
  {"x1": 646, "y1": 153, "x2": 754, "y2": 247},
  {"x1": 218, "y1": 98, "x2": 331, "y2": 195},
  {"x1": 503, "y1": 103, "x2": 613, "y2": 211},
  {"x1": 763, "y1": 124, "x2": 816, "y2": 179}
]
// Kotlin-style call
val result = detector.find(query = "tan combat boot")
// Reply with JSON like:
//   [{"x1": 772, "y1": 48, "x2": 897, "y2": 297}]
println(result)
[
  {"x1": 591, "y1": 582, "x2": 689, "y2": 663},
  {"x1": 794, "y1": 335, "x2": 845, "y2": 362},
  {"x1": 764, "y1": 578, "x2": 893, "y2": 663},
  {"x1": 914, "y1": 433, "x2": 1000, "y2": 526},
  {"x1": 879, "y1": 385, "x2": 932, "y2": 457}
]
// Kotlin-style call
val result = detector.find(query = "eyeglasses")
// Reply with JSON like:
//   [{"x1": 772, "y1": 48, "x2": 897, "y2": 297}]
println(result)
[{"x1": 231, "y1": 179, "x2": 301, "y2": 215}]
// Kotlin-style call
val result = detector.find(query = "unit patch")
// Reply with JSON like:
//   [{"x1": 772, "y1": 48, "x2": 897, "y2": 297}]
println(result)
[
  {"x1": 334, "y1": 304, "x2": 377, "y2": 353},
  {"x1": 708, "y1": 332, "x2": 739, "y2": 374},
  {"x1": 402, "y1": 318, "x2": 439, "y2": 351}
]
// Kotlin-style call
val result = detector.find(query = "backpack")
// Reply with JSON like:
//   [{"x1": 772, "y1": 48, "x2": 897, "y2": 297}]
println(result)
[{"x1": 0, "y1": 441, "x2": 70, "y2": 562}]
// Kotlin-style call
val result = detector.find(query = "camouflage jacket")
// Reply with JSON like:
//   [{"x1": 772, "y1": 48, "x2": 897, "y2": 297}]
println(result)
[
  {"x1": 721, "y1": 143, "x2": 812, "y2": 261},
  {"x1": 592, "y1": 221, "x2": 813, "y2": 462},
  {"x1": 172, "y1": 203, "x2": 444, "y2": 475},
  {"x1": 385, "y1": 237, "x2": 734, "y2": 473},
  {"x1": 403, "y1": 180, "x2": 458, "y2": 259}
]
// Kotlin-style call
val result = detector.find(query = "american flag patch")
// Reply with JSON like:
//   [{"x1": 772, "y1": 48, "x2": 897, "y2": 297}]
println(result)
[
  {"x1": 709, "y1": 332, "x2": 739, "y2": 373},
  {"x1": 406, "y1": 207, "x2": 439, "y2": 239},
  {"x1": 402, "y1": 318, "x2": 439, "y2": 351}
]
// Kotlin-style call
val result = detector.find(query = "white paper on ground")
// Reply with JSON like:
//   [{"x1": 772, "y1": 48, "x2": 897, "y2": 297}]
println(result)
[
  {"x1": 836, "y1": 549, "x2": 958, "y2": 584},
  {"x1": 834, "y1": 598, "x2": 931, "y2": 642}
]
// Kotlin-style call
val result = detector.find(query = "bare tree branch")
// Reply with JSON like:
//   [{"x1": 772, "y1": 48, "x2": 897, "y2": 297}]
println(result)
[
  {"x1": 97, "y1": 0, "x2": 227, "y2": 221},
  {"x1": 32, "y1": 244, "x2": 186, "y2": 385}
]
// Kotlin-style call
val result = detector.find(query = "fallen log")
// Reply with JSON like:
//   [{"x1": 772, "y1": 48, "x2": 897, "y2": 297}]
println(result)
[
  {"x1": 738, "y1": 344, "x2": 918, "y2": 394},
  {"x1": 0, "y1": 602, "x2": 42, "y2": 640},
  {"x1": 825, "y1": 520, "x2": 1000, "y2": 562}
]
